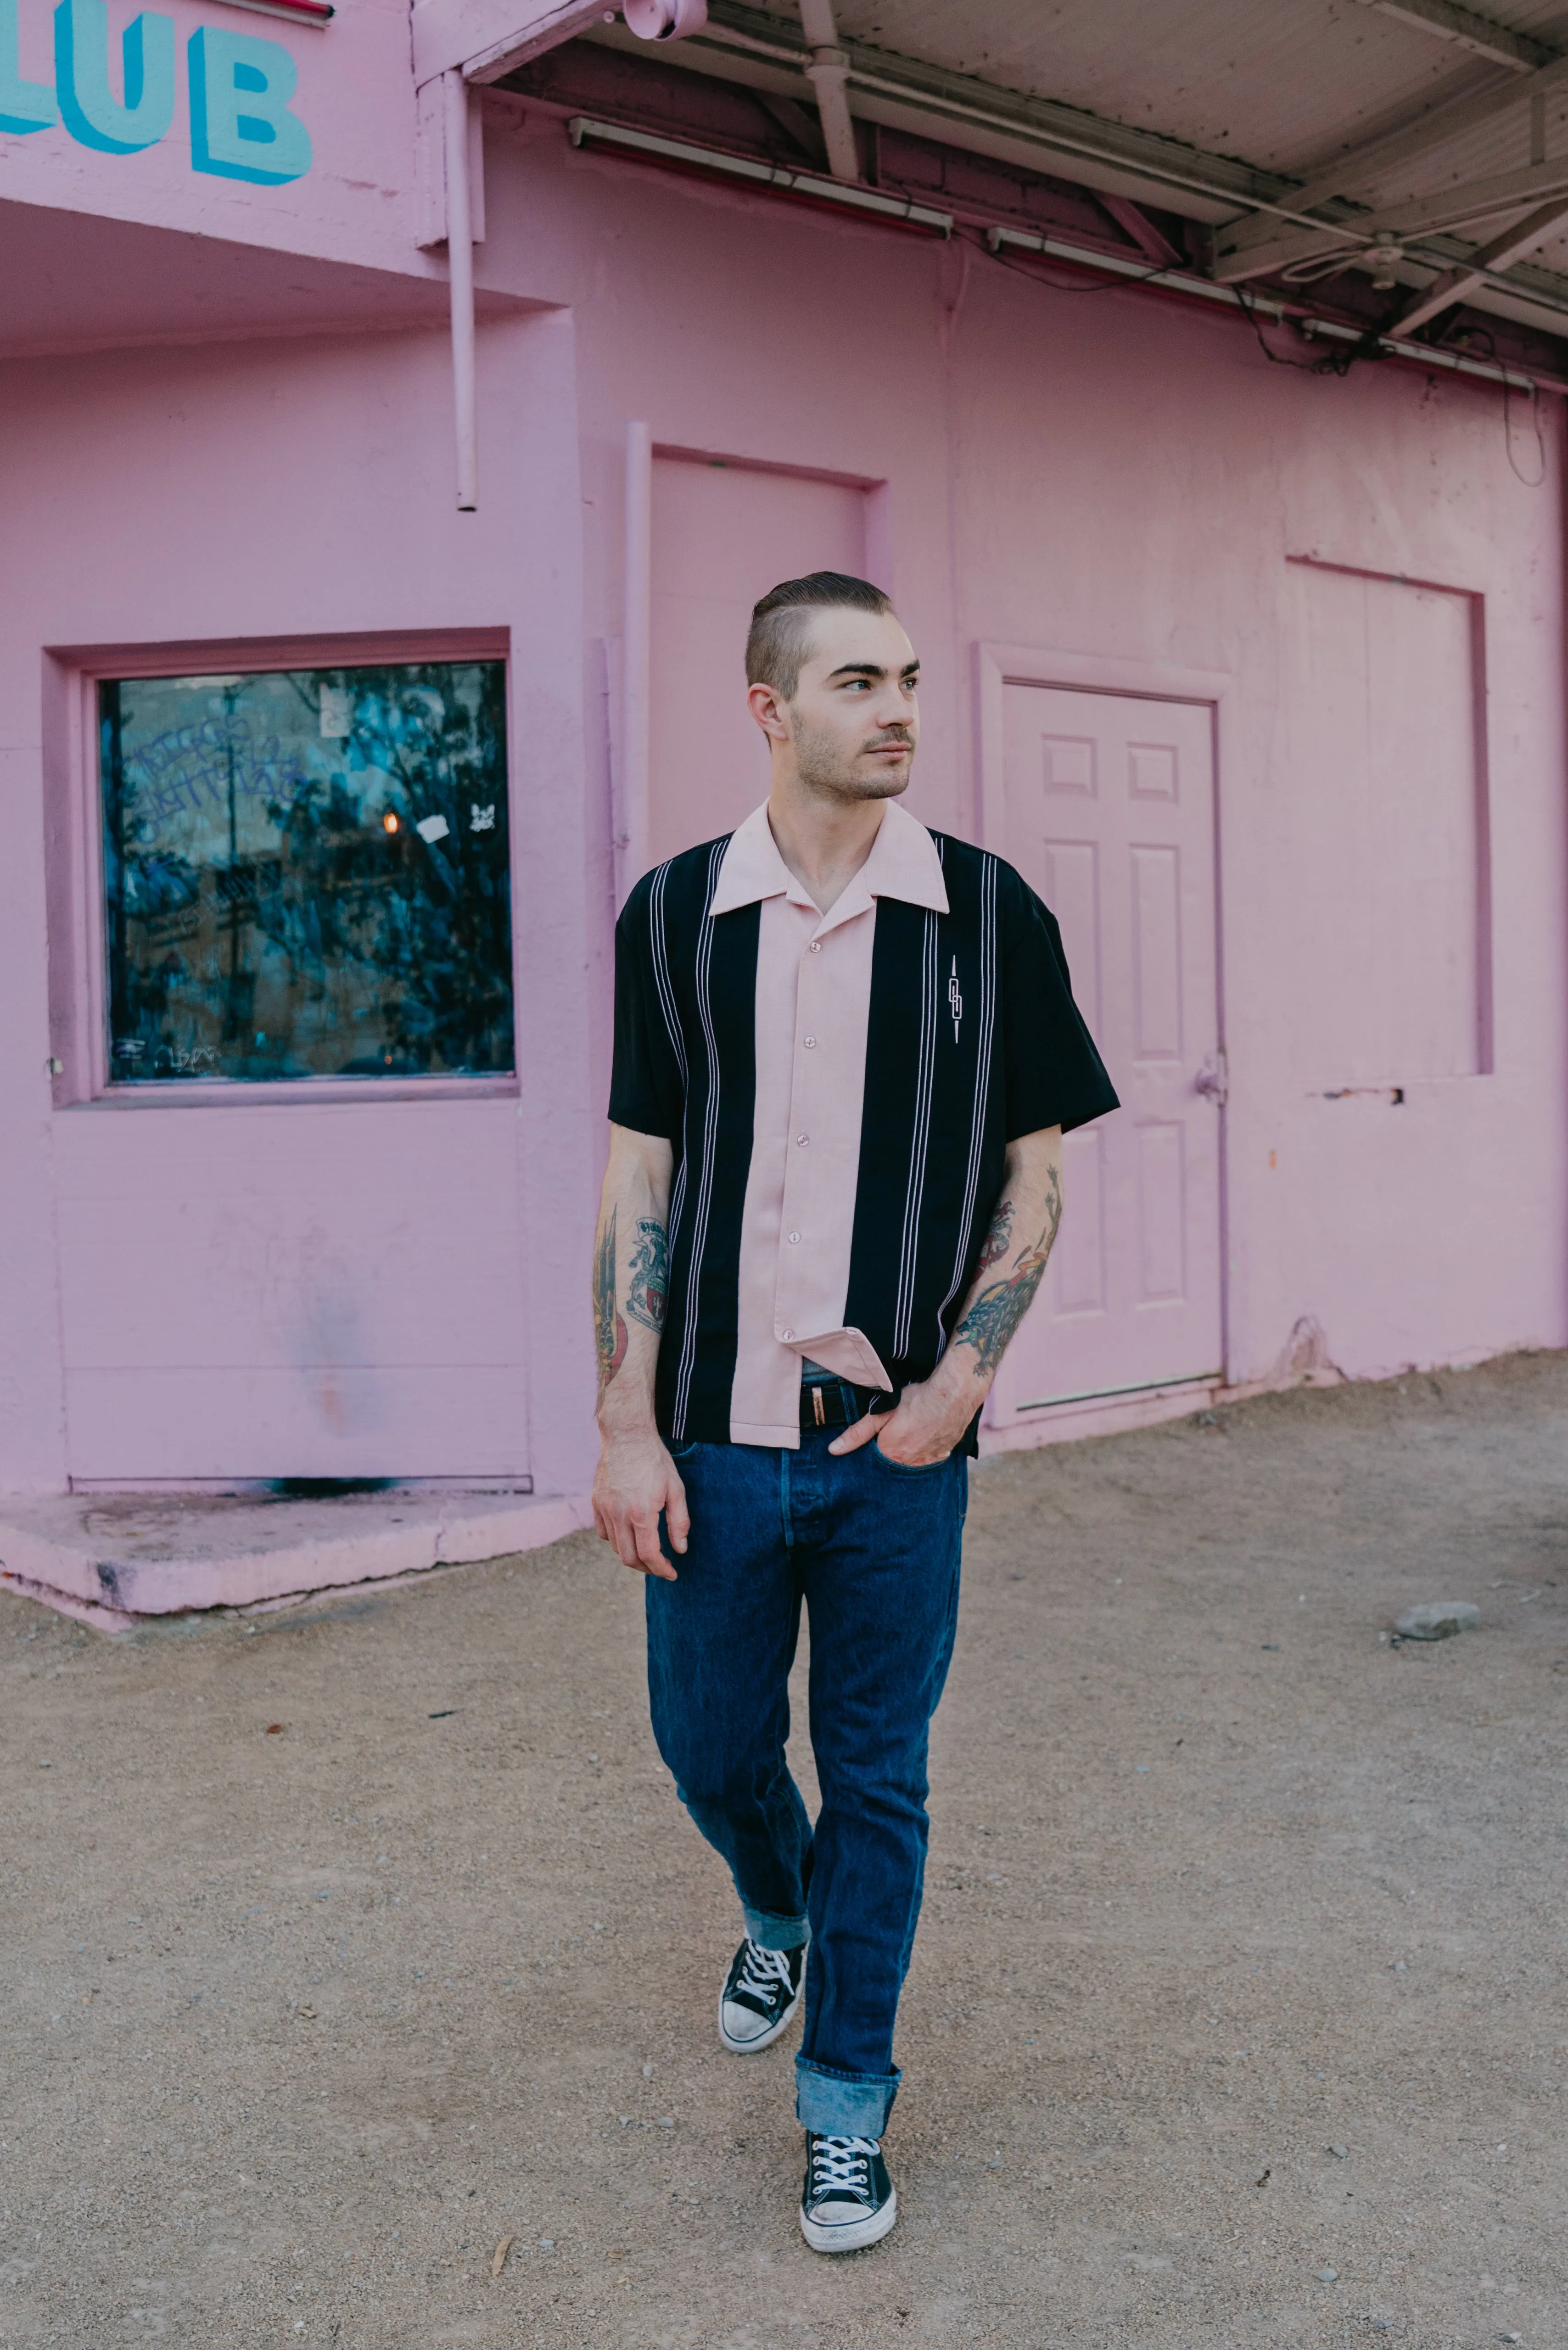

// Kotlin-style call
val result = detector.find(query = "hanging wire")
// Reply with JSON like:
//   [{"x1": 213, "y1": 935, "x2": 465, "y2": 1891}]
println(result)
[
  {"x1": 1502, "y1": 373, "x2": 1548, "y2": 486},
  {"x1": 1234, "y1": 285, "x2": 1368, "y2": 375},
  {"x1": 970, "y1": 211, "x2": 1557, "y2": 438}
]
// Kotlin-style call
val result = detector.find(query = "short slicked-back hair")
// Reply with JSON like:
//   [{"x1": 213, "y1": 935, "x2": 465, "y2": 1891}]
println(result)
[{"x1": 746, "y1": 571, "x2": 895, "y2": 702}]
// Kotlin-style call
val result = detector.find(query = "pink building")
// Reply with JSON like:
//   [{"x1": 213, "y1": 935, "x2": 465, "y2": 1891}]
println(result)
[{"x1": 3, "y1": 0, "x2": 1566, "y2": 1624}]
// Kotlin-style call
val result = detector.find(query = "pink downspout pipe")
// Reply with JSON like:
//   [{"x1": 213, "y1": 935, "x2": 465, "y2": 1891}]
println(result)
[
  {"x1": 444, "y1": 68, "x2": 477, "y2": 512},
  {"x1": 619, "y1": 418, "x2": 653, "y2": 905}
]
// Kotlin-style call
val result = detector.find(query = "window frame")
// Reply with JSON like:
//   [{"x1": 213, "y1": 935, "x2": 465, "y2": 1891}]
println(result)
[{"x1": 46, "y1": 627, "x2": 519, "y2": 1110}]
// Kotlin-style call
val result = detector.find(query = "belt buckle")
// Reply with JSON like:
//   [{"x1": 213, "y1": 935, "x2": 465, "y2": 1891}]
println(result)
[{"x1": 812, "y1": 1386, "x2": 826, "y2": 1428}]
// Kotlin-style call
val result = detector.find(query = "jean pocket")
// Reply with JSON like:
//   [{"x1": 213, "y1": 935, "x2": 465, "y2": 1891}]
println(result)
[
  {"x1": 666, "y1": 1439, "x2": 702, "y2": 1464},
  {"x1": 871, "y1": 1438, "x2": 953, "y2": 1475}
]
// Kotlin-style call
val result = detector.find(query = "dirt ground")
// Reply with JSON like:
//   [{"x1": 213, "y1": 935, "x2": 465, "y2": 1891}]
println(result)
[{"x1": 3, "y1": 1355, "x2": 1567, "y2": 2350}]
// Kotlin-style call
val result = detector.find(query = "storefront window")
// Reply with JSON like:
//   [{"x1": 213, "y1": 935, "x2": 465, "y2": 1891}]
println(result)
[{"x1": 100, "y1": 660, "x2": 513, "y2": 1083}]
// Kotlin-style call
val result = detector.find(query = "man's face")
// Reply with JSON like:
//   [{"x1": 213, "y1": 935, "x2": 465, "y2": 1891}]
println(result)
[{"x1": 767, "y1": 606, "x2": 921, "y2": 802}]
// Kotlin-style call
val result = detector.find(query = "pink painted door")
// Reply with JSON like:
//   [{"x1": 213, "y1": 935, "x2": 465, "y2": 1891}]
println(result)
[{"x1": 988, "y1": 684, "x2": 1223, "y2": 1424}]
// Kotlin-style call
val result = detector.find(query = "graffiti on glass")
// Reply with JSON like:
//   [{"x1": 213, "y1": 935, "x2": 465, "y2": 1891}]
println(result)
[{"x1": 101, "y1": 662, "x2": 514, "y2": 1084}]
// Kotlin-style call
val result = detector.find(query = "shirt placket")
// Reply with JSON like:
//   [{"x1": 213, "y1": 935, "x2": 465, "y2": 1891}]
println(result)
[{"x1": 775, "y1": 913, "x2": 844, "y2": 1347}]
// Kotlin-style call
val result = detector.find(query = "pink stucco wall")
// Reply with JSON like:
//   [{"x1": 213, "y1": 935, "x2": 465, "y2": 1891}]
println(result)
[{"x1": 1, "y1": 80, "x2": 1564, "y2": 1503}]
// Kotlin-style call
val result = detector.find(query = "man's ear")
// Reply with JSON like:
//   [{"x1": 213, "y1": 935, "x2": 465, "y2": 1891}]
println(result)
[{"x1": 747, "y1": 679, "x2": 791, "y2": 742}]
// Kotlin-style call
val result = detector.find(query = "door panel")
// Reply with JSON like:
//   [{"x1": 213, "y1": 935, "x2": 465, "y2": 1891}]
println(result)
[{"x1": 989, "y1": 683, "x2": 1223, "y2": 1420}]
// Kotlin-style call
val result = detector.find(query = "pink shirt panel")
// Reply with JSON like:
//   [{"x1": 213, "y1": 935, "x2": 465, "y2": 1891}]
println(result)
[{"x1": 711, "y1": 801, "x2": 949, "y2": 1448}]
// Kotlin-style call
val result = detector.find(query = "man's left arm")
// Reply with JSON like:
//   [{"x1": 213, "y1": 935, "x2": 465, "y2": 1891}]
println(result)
[{"x1": 830, "y1": 1124, "x2": 1063, "y2": 1467}]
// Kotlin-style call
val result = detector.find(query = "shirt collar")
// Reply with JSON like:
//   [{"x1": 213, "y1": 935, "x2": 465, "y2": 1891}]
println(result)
[{"x1": 709, "y1": 799, "x2": 949, "y2": 922}]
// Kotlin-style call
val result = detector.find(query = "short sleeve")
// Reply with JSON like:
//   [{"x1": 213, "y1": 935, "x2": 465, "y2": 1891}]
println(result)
[
  {"x1": 608, "y1": 884, "x2": 684, "y2": 1140},
  {"x1": 999, "y1": 866, "x2": 1120, "y2": 1140}
]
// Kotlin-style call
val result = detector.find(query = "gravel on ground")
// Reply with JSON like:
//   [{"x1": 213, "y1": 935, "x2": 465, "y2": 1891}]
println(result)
[{"x1": 3, "y1": 1352, "x2": 1566, "y2": 2349}]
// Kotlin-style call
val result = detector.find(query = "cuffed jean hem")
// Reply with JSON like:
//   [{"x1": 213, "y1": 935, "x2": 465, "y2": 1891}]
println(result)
[
  {"x1": 795, "y1": 2056, "x2": 901, "y2": 2139},
  {"x1": 742, "y1": 1904, "x2": 811, "y2": 1953}
]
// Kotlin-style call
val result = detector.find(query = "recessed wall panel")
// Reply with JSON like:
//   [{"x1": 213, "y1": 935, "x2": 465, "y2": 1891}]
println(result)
[
  {"x1": 649, "y1": 459, "x2": 866, "y2": 866},
  {"x1": 1283, "y1": 563, "x2": 1484, "y2": 1081}
]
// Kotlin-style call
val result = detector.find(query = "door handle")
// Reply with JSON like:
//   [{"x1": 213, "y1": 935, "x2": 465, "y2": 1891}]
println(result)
[{"x1": 1194, "y1": 1052, "x2": 1228, "y2": 1105}]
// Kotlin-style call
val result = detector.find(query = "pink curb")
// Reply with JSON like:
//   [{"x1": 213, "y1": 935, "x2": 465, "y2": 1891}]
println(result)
[{"x1": 0, "y1": 1489, "x2": 595, "y2": 1633}]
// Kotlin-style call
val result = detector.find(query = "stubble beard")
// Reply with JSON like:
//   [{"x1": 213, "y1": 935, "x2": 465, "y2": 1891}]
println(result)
[{"x1": 791, "y1": 713, "x2": 914, "y2": 805}]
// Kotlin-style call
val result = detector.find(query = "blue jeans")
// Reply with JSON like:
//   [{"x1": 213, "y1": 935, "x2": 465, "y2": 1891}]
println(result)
[{"x1": 645, "y1": 1425, "x2": 968, "y2": 2138}]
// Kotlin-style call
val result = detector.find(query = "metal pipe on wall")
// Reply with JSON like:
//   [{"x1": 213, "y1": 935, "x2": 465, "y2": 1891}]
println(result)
[
  {"x1": 619, "y1": 419, "x2": 653, "y2": 905},
  {"x1": 798, "y1": 0, "x2": 858, "y2": 183},
  {"x1": 444, "y1": 68, "x2": 478, "y2": 512}
]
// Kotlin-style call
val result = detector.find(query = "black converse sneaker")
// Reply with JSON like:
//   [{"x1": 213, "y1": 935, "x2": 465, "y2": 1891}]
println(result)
[
  {"x1": 717, "y1": 1937, "x2": 805, "y2": 2053},
  {"x1": 799, "y1": 2132, "x2": 897, "y2": 2252}
]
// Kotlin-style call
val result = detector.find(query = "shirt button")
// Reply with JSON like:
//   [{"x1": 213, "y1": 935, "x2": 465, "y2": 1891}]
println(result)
[
  {"x1": 788, "y1": 1231, "x2": 801, "y2": 1244},
  {"x1": 803, "y1": 1036, "x2": 817, "y2": 1049},
  {"x1": 782, "y1": 1328, "x2": 795, "y2": 1341},
  {"x1": 808, "y1": 941, "x2": 822, "y2": 954},
  {"x1": 796, "y1": 1134, "x2": 810, "y2": 1147}
]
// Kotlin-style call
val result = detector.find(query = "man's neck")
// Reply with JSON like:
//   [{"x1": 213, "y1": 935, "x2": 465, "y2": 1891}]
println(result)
[{"x1": 765, "y1": 780, "x2": 891, "y2": 915}]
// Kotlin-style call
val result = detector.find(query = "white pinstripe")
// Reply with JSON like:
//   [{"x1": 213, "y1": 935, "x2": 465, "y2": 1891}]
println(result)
[
  {"x1": 892, "y1": 902, "x2": 940, "y2": 1360},
  {"x1": 648, "y1": 861, "x2": 691, "y2": 1248},
  {"x1": 670, "y1": 839, "x2": 728, "y2": 1437},
  {"x1": 936, "y1": 850, "x2": 1000, "y2": 1353}
]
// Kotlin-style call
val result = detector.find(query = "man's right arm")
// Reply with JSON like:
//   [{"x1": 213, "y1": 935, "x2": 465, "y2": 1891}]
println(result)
[{"x1": 590, "y1": 1122, "x2": 688, "y2": 1580}]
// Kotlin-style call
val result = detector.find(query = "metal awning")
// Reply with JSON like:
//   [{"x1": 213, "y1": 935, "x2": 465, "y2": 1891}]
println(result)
[{"x1": 574, "y1": 0, "x2": 1568, "y2": 347}]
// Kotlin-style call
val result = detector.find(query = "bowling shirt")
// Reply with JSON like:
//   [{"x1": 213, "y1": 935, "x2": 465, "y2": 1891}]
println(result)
[{"x1": 609, "y1": 799, "x2": 1117, "y2": 1450}]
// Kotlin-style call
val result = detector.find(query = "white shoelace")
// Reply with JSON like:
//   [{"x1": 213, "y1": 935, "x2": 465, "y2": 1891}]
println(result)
[
  {"x1": 734, "y1": 1941, "x2": 795, "y2": 2004},
  {"x1": 808, "y1": 2135, "x2": 879, "y2": 2200}
]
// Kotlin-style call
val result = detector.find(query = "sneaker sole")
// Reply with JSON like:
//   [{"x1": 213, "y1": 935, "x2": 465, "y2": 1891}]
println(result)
[
  {"x1": 717, "y1": 1986, "x2": 801, "y2": 2054},
  {"x1": 798, "y1": 2187, "x2": 898, "y2": 2254}
]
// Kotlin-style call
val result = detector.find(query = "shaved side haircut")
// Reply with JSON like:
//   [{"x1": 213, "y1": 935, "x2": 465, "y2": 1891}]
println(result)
[{"x1": 746, "y1": 572, "x2": 895, "y2": 702}]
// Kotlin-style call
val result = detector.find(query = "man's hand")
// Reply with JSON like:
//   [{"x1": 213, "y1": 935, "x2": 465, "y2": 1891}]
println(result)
[
  {"x1": 828, "y1": 1124, "x2": 1065, "y2": 1468},
  {"x1": 592, "y1": 1427, "x2": 689, "y2": 1579},
  {"x1": 827, "y1": 1371, "x2": 971, "y2": 1467}
]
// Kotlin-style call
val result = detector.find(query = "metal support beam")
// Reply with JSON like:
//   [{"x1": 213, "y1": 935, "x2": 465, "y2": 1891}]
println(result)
[
  {"x1": 444, "y1": 69, "x2": 478, "y2": 513},
  {"x1": 1355, "y1": 0, "x2": 1551, "y2": 73},
  {"x1": 1096, "y1": 192, "x2": 1182, "y2": 266},
  {"x1": 1389, "y1": 195, "x2": 1568, "y2": 333},
  {"x1": 1217, "y1": 45, "x2": 1568, "y2": 275},
  {"x1": 1216, "y1": 154, "x2": 1568, "y2": 282}
]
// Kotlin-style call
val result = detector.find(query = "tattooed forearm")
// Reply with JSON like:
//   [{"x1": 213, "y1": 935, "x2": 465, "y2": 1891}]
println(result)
[
  {"x1": 625, "y1": 1219, "x2": 668, "y2": 1334},
  {"x1": 593, "y1": 1205, "x2": 628, "y2": 1393},
  {"x1": 975, "y1": 1197, "x2": 1015, "y2": 1274},
  {"x1": 954, "y1": 1163, "x2": 1064, "y2": 1380}
]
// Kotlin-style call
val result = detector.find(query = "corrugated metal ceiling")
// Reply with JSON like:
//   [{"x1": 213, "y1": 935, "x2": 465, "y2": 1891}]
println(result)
[
  {"x1": 643, "y1": 2, "x2": 1568, "y2": 330},
  {"x1": 742, "y1": 1, "x2": 1568, "y2": 184}
]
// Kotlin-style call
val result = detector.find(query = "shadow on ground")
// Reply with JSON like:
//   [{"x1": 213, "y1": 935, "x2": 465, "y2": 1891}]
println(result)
[{"x1": 3, "y1": 1353, "x2": 1566, "y2": 2348}]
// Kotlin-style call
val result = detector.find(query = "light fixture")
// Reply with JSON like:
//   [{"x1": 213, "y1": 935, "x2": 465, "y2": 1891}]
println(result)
[
  {"x1": 1367, "y1": 233, "x2": 1403, "y2": 291},
  {"x1": 382, "y1": 811, "x2": 400, "y2": 834},
  {"x1": 622, "y1": 0, "x2": 706, "y2": 37}
]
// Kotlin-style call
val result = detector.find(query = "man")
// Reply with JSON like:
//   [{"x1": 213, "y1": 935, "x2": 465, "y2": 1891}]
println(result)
[{"x1": 592, "y1": 571, "x2": 1117, "y2": 2253}]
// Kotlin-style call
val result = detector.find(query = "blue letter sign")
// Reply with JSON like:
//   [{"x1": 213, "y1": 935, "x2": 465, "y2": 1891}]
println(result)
[
  {"x1": 0, "y1": 0, "x2": 56, "y2": 129},
  {"x1": 56, "y1": 0, "x2": 174, "y2": 154},
  {"x1": 188, "y1": 23, "x2": 310, "y2": 184}
]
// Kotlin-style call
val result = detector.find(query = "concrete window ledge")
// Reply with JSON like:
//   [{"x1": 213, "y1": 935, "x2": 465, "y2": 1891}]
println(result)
[{"x1": 0, "y1": 1489, "x2": 594, "y2": 1634}]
